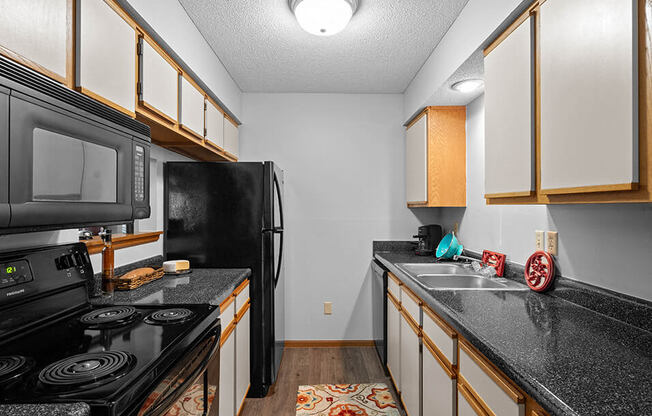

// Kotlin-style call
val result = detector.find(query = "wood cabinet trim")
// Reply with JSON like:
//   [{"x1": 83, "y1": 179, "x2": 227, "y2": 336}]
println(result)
[
  {"x1": 220, "y1": 293, "x2": 235, "y2": 311},
  {"x1": 387, "y1": 291, "x2": 401, "y2": 310},
  {"x1": 220, "y1": 321, "x2": 236, "y2": 346},
  {"x1": 460, "y1": 339, "x2": 525, "y2": 404},
  {"x1": 400, "y1": 308, "x2": 421, "y2": 335},
  {"x1": 236, "y1": 384, "x2": 251, "y2": 416},
  {"x1": 458, "y1": 375, "x2": 494, "y2": 416},
  {"x1": 233, "y1": 279, "x2": 250, "y2": 296},
  {"x1": 423, "y1": 336, "x2": 456, "y2": 379},
  {"x1": 405, "y1": 107, "x2": 428, "y2": 129},
  {"x1": 236, "y1": 299, "x2": 250, "y2": 323},
  {"x1": 138, "y1": 100, "x2": 176, "y2": 125},
  {"x1": 540, "y1": 182, "x2": 638, "y2": 195},
  {"x1": 388, "y1": 272, "x2": 403, "y2": 287},
  {"x1": 484, "y1": 191, "x2": 535, "y2": 199},
  {"x1": 484, "y1": 1, "x2": 540, "y2": 56},
  {"x1": 401, "y1": 284, "x2": 423, "y2": 307},
  {"x1": 423, "y1": 305, "x2": 457, "y2": 338},
  {"x1": 77, "y1": 86, "x2": 136, "y2": 118}
]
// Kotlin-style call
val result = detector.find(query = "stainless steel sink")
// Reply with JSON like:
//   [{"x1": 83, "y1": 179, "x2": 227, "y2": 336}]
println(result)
[
  {"x1": 396, "y1": 263, "x2": 469, "y2": 276},
  {"x1": 415, "y1": 274, "x2": 526, "y2": 290},
  {"x1": 396, "y1": 263, "x2": 527, "y2": 291}
]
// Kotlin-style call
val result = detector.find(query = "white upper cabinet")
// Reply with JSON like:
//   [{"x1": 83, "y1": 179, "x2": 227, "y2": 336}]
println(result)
[
  {"x1": 405, "y1": 113, "x2": 428, "y2": 203},
  {"x1": 140, "y1": 38, "x2": 178, "y2": 122},
  {"x1": 77, "y1": 0, "x2": 135, "y2": 114},
  {"x1": 206, "y1": 99, "x2": 224, "y2": 149},
  {"x1": 0, "y1": 0, "x2": 68, "y2": 81},
  {"x1": 484, "y1": 16, "x2": 534, "y2": 196},
  {"x1": 180, "y1": 76, "x2": 205, "y2": 138},
  {"x1": 540, "y1": 0, "x2": 637, "y2": 193},
  {"x1": 224, "y1": 117, "x2": 239, "y2": 158}
]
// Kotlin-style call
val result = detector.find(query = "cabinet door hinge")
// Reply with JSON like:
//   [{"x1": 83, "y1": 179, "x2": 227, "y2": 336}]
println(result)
[
  {"x1": 136, "y1": 41, "x2": 142, "y2": 56},
  {"x1": 136, "y1": 82, "x2": 142, "y2": 96}
]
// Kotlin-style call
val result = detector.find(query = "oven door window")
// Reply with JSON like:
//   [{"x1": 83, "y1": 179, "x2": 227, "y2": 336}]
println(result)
[{"x1": 32, "y1": 128, "x2": 117, "y2": 203}]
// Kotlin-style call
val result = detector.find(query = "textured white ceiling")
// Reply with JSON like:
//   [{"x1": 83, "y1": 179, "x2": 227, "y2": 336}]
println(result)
[{"x1": 178, "y1": 0, "x2": 470, "y2": 93}]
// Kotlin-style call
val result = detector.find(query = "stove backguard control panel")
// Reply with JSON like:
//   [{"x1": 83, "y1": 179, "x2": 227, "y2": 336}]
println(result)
[{"x1": 0, "y1": 243, "x2": 92, "y2": 306}]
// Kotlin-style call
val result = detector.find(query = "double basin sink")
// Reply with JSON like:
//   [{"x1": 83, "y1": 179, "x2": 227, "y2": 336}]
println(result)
[{"x1": 395, "y1": 263, "x2": 527, "y2": 291}]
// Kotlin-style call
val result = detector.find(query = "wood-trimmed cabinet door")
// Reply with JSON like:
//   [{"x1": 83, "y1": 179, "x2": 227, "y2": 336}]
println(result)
[
  {"x1": 386, "y1": 292, "x2": 401, "y2": 393},
  {"x1": 223, "y1": 117, "x2": 239, "y2": 158},
  {"x1": 77, "y1": 0, "x2": 136, "y2": 115},
  {"x1": 484, "y1": 14, "x2": 534, "y2": 198},
  {"x1": 399, "y1": 310, "x2": 420, "y2": 416},
  {"x1": 539, "y1": 0, "x2": 638, "y2": 195},
  {"x1": 180, "y1": 75, "x2": 205, "y2": 139},
  {"x1": 235, "y1": 303, "x2": 250, "y2": 415},
  {"x1": 139, "y1": 37, "x2": 179, "y2": 123},
  {"x1": 206, "y1": 99, "x2": 225, "y2": 150},
  {"x1": 0, "y1": 0, "x2": 69, "y2": 84},
  {"x1": 405, "y1": 113, "x2": 428, "y2": 204},
  {"x1": 219, "y1": 323, "x2": 236, "y2": 416},
  {"x1": 422, "y1": 339, "x2": 456, "y2": 416}
]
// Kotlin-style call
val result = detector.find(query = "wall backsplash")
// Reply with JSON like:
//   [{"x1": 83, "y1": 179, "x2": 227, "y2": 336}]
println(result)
[{"x1": 429, "y1": 95, "x2": 652, "y2": 301}]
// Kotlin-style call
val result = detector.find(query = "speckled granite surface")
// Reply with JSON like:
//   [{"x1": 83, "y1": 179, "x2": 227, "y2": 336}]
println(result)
[
  {"x1": 0, "y1": 403, "x2": 90, "y2": 416},
  {"x1": 91, "y1": 268, "x2": 250, "y2": 310},
  {"x1": 374, "y1": 245, "x2": 652, "y2": 416}
]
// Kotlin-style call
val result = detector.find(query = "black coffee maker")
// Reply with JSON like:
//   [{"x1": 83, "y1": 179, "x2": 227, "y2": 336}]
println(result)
[{"x1": 414, "y1": 224, "x2": 443, "y2": 256}]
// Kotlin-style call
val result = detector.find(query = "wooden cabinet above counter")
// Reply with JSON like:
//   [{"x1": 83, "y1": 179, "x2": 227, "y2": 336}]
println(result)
[
  {"x1": 405, "y1": 106, "x2": 467, "y2": 208},
  {"x1": 484, "y1": 0, "x2": 650, "y2": 205},
  {"x1": 0, "y1": 0, "x2": 239, "y2": 162}
]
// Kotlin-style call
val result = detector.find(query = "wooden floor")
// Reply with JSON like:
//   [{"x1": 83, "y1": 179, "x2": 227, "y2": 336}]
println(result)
[{"x1": 240, "y1": 347, "x2": 402, "y2": 416}]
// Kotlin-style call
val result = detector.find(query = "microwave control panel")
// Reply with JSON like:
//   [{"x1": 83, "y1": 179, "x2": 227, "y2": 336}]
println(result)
[
  {"x1": 0, "y1": 259, "x2": 33, "y2": 289},
  {"x1": 134, "y1": 145, "x2": 145, "y2": 202}
]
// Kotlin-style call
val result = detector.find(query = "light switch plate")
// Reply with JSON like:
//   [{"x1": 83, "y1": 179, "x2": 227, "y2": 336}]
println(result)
[
  {"x1": 546, "y1": 231, "x2": 558, "y2": 256},
  {"x1": 324, "y1": 302, "x2": 333, "y2": 315},
  {"x1": 535, "y1": 230, "x2": 545, "y2": 250}
]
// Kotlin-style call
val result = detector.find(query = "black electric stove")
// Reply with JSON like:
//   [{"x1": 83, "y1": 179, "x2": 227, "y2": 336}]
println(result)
[{"x1": 0, "y1": 243, "x2": 220, "y2": 416}]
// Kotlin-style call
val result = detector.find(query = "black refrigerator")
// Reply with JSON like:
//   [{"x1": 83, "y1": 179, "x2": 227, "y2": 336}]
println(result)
[{"x1": 164, "y1": 161, "x2": 285, "y2": 398}]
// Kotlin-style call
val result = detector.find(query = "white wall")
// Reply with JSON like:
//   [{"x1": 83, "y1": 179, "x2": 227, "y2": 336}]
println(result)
[
  {"x1": 240, "y1": 93, "x2": 438, "y2": 341},
  {"x1": 0, "y1": 144, "x2": 189, "y2": 273},
  {"x1": 433, "y1": 95, "x2": 652, "y2": 301},
  {"x1": 403, "y1": 0, "x2": 529, "y2": 122},
  {"x1": 123, "y1": 0, "x2": 242, "y2": 119}
]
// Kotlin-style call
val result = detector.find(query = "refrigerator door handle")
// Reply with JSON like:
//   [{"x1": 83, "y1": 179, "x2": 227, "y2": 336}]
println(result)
[{"x1": 273, "y1": 173, "x2": 284, "y2": 288}]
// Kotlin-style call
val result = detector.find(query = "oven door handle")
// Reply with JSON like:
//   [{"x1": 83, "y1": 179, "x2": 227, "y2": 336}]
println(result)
[{"x1": 144, "y1": 327, "x2": 221, "y2": 416}]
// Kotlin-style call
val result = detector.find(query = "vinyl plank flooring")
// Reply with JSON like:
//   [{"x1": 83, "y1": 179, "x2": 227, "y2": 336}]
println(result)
[{"x1": 240, "y1": 347, "x2": 401, "y2": 416}]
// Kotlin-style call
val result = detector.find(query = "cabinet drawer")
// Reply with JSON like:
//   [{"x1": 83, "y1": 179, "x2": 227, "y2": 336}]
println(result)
[
  {"x1": 400, "y1": 285, "x2": 421, "y2": 326},
  {"x1": 387, "y1": 272, "x2": 401, "y2": 301},
  {"x1": 234, "y1": 280, "x2": 249, "y2": 313},
  {"x1": 422, "y1": 305, "x2": 457, "y2": 367},
  {"x1": 220, "y1": 295, "x2": 235, "y2": 332},
  {"x1": 459, "y1": 340, "x2": 524, "y2": 416}
]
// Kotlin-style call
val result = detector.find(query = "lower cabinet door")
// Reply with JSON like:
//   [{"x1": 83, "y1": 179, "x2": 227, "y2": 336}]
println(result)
[
  {"x1": 399, "y1": 312, "x2": 420, "y2": 416},
  {"x1": 219, "y1": 325, "x2": 235, "y2": 416},
  {"x1": 422, "y1": 340, "x2": 455, "y2": 416},
  {"x1": 386, "y1": 293, "x2": 401, "y2": 392},
  {"x1": 235, "y1": 305, "x2": 250, "y2": 415}
]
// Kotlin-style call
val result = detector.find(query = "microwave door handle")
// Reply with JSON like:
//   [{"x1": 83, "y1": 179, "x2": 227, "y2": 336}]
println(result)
[{"x1": 143, "y1": 329, "x2": 220, "y2": 416}]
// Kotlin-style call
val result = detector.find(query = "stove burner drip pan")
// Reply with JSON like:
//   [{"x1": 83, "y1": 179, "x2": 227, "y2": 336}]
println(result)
[
  {"x1": 80, "y1": 306, "x2": 138, "y2": 328},
  {"x1": 145, "y1": 308, "x2": 195, "y2": 325},
  {"x1": 38, "y1": 351, "x2": 135, "y2": 390}
]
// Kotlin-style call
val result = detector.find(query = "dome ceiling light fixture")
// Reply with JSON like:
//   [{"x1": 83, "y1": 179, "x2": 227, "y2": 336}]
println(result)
[
  {"x1": 451, "y1": 79, "x2": 485, "y2": 93},
  {"x1": 289, "y1": 0, "x2": 359, "y2": 37}
]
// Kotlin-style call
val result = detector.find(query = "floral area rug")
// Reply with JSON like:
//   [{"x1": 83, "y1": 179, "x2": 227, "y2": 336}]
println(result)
[{"x1": 296, "y1": 383, "x2": 400, "y2": 416}]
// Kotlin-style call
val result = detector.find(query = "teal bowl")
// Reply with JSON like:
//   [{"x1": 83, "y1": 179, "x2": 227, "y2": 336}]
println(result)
[{"x1": 436, "y1": 232, "x2": 464, "y2": 259}]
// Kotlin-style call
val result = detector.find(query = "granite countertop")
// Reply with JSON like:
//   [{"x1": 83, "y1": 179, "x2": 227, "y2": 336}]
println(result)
[
  {"x1": 374, "y1": 247, "x2": 652, "y2": 416},
  {"x1": 91, "y1": 268, "x2": 251, "y2": 310},
  {"x1": 0, "y1": 403, "x2": 90, "y2": 416}
]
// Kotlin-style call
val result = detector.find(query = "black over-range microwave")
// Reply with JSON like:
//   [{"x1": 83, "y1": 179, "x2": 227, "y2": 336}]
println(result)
[{"x1": 0, "y1": 55, "x2": 151, "y2": 234}]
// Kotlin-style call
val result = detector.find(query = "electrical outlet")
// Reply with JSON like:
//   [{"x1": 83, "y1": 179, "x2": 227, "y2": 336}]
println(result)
[
  {"x1": 324, "y1": 302, "x2": 333, "y2": 315},
  {"x1": 546, "y1": 231, "x2": 558, "y2": 256},
  {"x1": 535, "y1": 230, "x2": 545, "y2": 250}
]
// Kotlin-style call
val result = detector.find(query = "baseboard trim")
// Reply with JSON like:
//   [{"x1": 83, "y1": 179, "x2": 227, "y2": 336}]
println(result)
[{"x1": 285, "y1": 340, "x2": 375, "y2": 348}]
